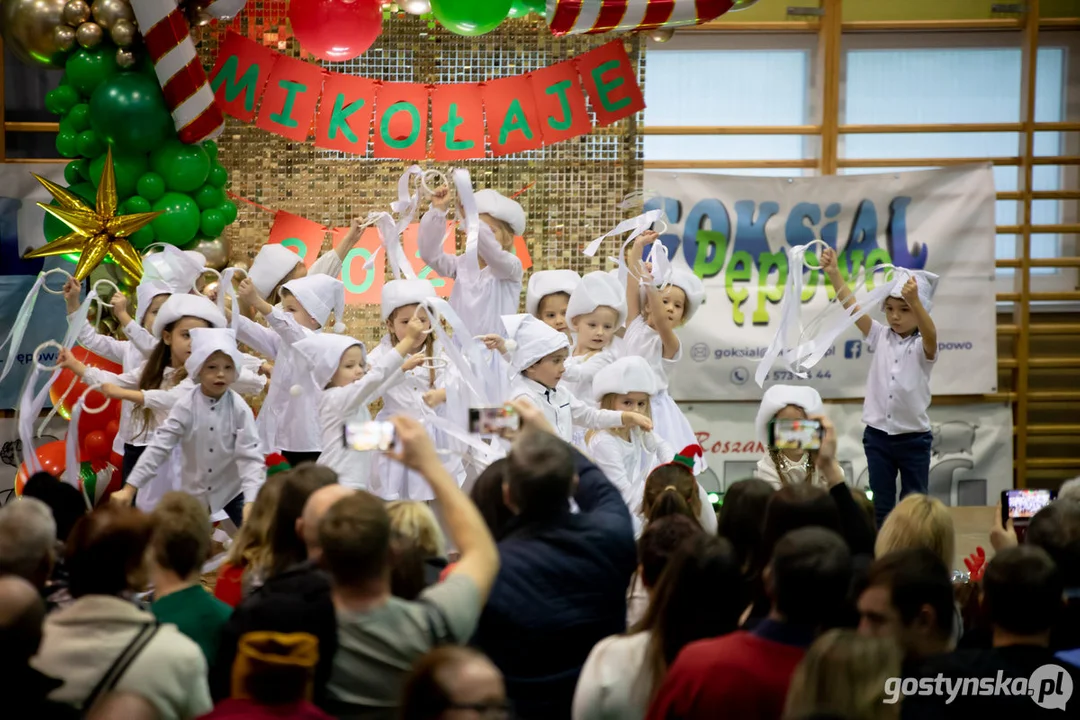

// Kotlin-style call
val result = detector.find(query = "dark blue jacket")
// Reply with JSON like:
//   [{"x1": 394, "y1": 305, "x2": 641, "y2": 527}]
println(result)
[{"x1": 472, "y1": 447, "x2": 637, "y2": 720}]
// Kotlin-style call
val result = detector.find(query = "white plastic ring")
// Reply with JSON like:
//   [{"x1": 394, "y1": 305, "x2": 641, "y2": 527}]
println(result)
[
  {"x1": 78, "y1": 383, "x2": 112, "y2": 415},
  {"x1": 653, "y1": 219, "x2": 669, "y2": 235},
  {"x1": 417, "y1": 357, "x2": 448, "y2": 370},
  {"x1": 140, "y1": 242, "x2": 170, "y2": 256},
  {"x1": 40, "y1": 267, "x2": 74, "y2": 295},
  {"x1": 196, "y1": 268, "x2": 222, "y2": 298},
  {"x1": 91, "y1": 278, "x2": 121, "y2": 306},
  {"x1": 420, "y1": 169, "x2": 449, "y2": 195},
  {"x1": 34, "y1": 340, "x2": 65, "y2": 371}
]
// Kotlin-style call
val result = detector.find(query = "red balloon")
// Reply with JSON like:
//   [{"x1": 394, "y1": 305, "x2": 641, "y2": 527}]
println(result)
[
  {"x1": 82, "y1": 431, "x2": 111, "y2": 462},
  {"x1": 288, "y1": 0, "x2": 383, "y2": 61},
  {"x1": 14, "y1": 440, "x2": 68, "y2": 495},
  {"x1": 50, "y1": 346, "x2": 122, "y2": 421}
]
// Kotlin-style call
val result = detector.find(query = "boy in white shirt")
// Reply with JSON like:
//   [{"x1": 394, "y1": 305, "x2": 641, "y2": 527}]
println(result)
[
  {"x1": 113, "y1": 328, "x2": 265, "y2": 525},
  {"x1": 821, "y1": 247, "x2": 938, "y2": 525}
]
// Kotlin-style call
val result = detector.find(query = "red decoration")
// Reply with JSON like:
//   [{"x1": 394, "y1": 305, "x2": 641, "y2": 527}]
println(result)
[
  {"x1": 288, "y1": 0, "x2": 383, "y2": 62},
  {"x1": 315, "y1": 74, "x2": 377, "y2": 154},
  {"x1": 267, "y1": 211, "x2": 327, "y2": 269},
  {"x1": 82, "y1": 431, "x2": 111, "y2": 462},
  {"x1": 576, "y1": 40, "x2": 646, "y2": 127},
  {"x1": 208, "y1": 30, "x2": 279, "y2": 122},
  {"x1": 547, "y1": 0, "x2": 734, "y2": 35},
  {"x1": 131, "y1": 0, "x2": 226, "y2": 143},
  {"x1": 530, "y1": 59, "x2": 592, "y2": 145},
  {"x1": 483, "y1": 75, "x2": 545, "y2": 157},
  {"x1": 256, "y1": 56, "x2": 326, "y2": 142},
  {"x1": 50, "y1": 347, "x2": 122, "y2": 430},
  {"x1": 372, "y1": 83, "x2": 430, "y2": 161},
  {"x1": 430, "y1": 84, "x2": 486, "y2": 162},
  {"x1": 14, "y1": 440, "x2": 67, "y2": 494}
]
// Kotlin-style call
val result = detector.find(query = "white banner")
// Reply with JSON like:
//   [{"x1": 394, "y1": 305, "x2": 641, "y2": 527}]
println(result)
[
  {"x1": 681, "y1": 401, "x2": 1013, "y2": 508},
  {"x1": 644, "y1": 165, "x2": 998, "y2": 401}
]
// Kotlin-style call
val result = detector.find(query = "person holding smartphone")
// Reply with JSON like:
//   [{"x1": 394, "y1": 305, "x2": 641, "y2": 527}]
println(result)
[{"x1": 753, "y1": 384, "x2": 826, "y2": 490}]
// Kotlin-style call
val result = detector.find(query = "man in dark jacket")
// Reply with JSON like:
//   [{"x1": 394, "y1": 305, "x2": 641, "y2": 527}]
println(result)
[{"x1": 472, "y1": 418, "x2": 637, "y2": 720}]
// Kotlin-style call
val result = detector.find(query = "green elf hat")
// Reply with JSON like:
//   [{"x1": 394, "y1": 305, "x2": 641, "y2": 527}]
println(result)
[
  {"x1": 265, "y1": 453, "x2": 291, "y2": 477},
  {"x1": 669, "y1": 444, "x2": 703, "y2": 473}
]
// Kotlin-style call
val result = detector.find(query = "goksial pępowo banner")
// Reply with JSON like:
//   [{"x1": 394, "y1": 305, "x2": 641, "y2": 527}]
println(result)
[{"x1": 645, "y1": 164, "x2": 998, "y2": 401}]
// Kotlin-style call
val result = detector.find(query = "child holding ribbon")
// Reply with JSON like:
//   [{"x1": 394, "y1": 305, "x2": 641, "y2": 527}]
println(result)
[{"x1": 820, "y1": 246, "x2": 939, "y2": 524}]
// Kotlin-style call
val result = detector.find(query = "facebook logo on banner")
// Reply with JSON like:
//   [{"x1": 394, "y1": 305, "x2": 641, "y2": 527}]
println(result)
[{"x1": 845, "y1": 340, "x2": 862, "y2": 359}]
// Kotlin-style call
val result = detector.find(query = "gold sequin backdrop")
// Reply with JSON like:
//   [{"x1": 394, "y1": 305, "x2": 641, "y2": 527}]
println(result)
[{"x1": 197, "y1": 5, "x2": 644, "y2": 348}]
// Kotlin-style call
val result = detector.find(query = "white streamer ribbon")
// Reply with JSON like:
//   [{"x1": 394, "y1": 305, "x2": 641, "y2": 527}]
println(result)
[
  {"x1": 415, "y1": 297, "x2": 498, "y2": 409},
  {"x1": 390, "y1": 165, "x2": 426, "y2": 232},
  {"x1": 754, "y1": 241, "x2": 901, "y2": 387},
  {"x1": 16, "y1": 341, "x2": 64, "y2": 476},
  {"x1": 0, "y1": 268, "x2": 71, "y2": 386},
  {"x1": 582, "y1": 210, "x2": 664, "y2": 287},
  {"x1": 362, "y1": 211, "x2": 417, "y2": 280},
  {"x1": 65, "y1": 383, "x2": 110, "y2": 509}
]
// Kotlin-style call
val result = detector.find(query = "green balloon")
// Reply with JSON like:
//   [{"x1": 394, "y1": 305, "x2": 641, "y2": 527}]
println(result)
[
  {"x1": 122, "y1": 196, "x2": 152, "y2": 214},
  {"x1": 203, "y1": 140, "x2": 218, "y2": 161},
  {"x1": 193, "y1": 184, "x2": 224, "y2": 211},
  {"x1": 200, "y1": 209, "x2": 226, "y2": 239},
  {"x1": 206, "y1": 165, "x2": 228, "y2": 188},
  {"x1": 218, "y1": 199, "x2": 238, "y2": 225},
  {"x1": 431, "y1": 0, "x2": 511, "y2": 35},
  {"x1": 44, "y1": 182, "x2": 97, "y2": 241},
  {"x1": 76, "y1": 129, "x2": 105, "y2": 159},
  {"x1": 507, "y1": 0, "x2": 541, "y2": 18},
  {"x1": 150, "y1": 192, "x2": 201, "y2": 245},
  {"x1": 56, "y1": 130, "x2": 79, "y2": 158},
  {"x1": 64, "y1": 160, "x2": 87, "y2": 186},
  {"x1": 90, "y1": 152, "x2": 149, "y2": 198},
  {"x1": 65, "y1": 47, "x2": 120, "y2": 98},
  {"x1": 151, "y1": 140, "x2": 212, "y2": 193},
  {"x1": 89, "y1": 73, "x2": 173, "y2": 155},
  {"x1": 129, "y1": 226, "x2": 156, "y2": 250},
  {"x1": 136, "y1": 172, "x2": 166, "y2": 201},
  {"x1": 68, "y1": 103, "x2": 91, "y2": 132},
  {"x1": 46, "y1": 85, "x2": 80, "y2": 115}
]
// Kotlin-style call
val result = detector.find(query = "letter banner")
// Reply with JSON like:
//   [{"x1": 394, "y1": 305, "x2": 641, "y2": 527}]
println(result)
[
  {"x1": 266, "y1": 211, "x2": 326, "y2": 269},
  {"x1": 682, "y1": 401, "x2": 1012, "y2": 509},
  {"x1": 212, "y1": 31, "x2": 645, "y2": 158},
  {"x1": 646, "y1": 164, "x2": 999, "y2": 401}
]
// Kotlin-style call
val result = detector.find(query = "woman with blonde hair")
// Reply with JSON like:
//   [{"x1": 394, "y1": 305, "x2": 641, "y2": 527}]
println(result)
[
  {"x1": 387, "y1": 500, "x2": 449, "y2": 587},
  {"x1": 783, "y1": 629, "x2": 901, "y2": 720},
  {"x1": 875, "y1": 493, "x2": 955, "y2": 570}
]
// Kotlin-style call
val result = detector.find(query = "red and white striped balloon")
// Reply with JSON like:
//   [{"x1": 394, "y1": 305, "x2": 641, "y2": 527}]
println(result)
[
  {"x1": 547, "y1": 0, "x2": 734, "y2": 35},
  {"x1": 130, "y1": 0, "x2": 225, "y2": 144}
]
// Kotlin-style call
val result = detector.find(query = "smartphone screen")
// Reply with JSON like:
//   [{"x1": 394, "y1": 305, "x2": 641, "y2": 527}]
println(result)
[
  {"x1": 1002, "y1": 489, "x2": 1055, "y2": 522},
  {"x1": 469, "y1": 406, "x2": 520, "y2": 435},
  {"x1": 343, "y1": 421, "x2": 395, "y2": 452},
  {"x1": 769, "y1": 418, "x2": 823, "y2": 451}
]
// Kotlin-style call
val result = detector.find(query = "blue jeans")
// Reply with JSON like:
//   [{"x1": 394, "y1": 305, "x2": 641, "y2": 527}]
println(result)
[
  {"x1": 863, "y1": 426, "x2": 932, "y2": 527},
  {"x1": 223, "y1": 493, "x2": 245, "y2": 528}
]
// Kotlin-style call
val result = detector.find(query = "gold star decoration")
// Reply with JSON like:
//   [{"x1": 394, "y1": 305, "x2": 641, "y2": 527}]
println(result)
[{"x1": 24, "y1": 147, "x2": 161, "y2": 282}]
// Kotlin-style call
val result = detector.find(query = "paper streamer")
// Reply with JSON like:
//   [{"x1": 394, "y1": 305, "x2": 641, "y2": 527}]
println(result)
[
  {"x1": 546, "y1": 0, "x2": 734, "y2": 35},
  {"x1": 131, "y1": 0, "x2": 225, "y2": 143},
  {"x1": 754, "y1": 241, "x2": 902, "y2": 387},
  {"x1": 361, "y1": 211, "x2": 416, "y2": 280},
  {"x1": 582, "y1": 209, "x2": 663, "y2": 287},
  {"x1": 0, "y1": 268, "x2": 70, "y2": 386}
]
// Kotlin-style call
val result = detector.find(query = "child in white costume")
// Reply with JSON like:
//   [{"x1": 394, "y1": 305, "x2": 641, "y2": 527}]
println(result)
[
  {"x1": 417, "y1": 185, "x2": 525, "y2": 338},
  {"x1": 234, "y1": 273, "x2": 346, "y2": 464},
  {"x1": 624, "y1": 230, "x2": 707, "y2": 473},
  {"x1": 526, "y1": 269, "x2": 581, "y2": 338},
  {"x1": 62, "y1": 277, "x2": 165, "y2": 476},
  {"x1": 369, "y1": 279, "x2": 466, "y2": 500},
  {"x1": 561, "y1": 271, "x2": 627, "y2": 403},
  {"x1": 59, "y1": 295, "x2": 260, "y2": 511},
  {"x1": 245, "y1": 218, "x2": 369, "y2": 304},
  {"x1": 753, "y1": 384, "x2": 825, "y2": 490},
  {"x1": 112, "y1": 328, "x2": 264, "y2": 525},
  {"x1": 585, "y1": 356, "x2": 675, "y2": 536},
  {"x1": 496, "y1": 314, "x2": 652, "y2": 445},
  {"x1": 293, "y1": 315, "x2": 425, "y2": 490}
]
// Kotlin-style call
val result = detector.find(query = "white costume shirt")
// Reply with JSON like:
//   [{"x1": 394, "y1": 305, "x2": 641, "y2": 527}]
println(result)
[
  {"x1": 572, "y1": 631, "x2": 652, "y2": 720},
  {"x1": 368, "y1": 336, "x2": 466, "y2": 500},
  {"x1": 235, "y1": 308, "x2": 319, "y2": 453},
  {"x1": 316, "y1": 348, "x2": 406, "y2": 490},
  {"x1": 416, "y1": 207, "x2": 523, "y2": 338},
  {"x1": 622, "y1": 316, "x2": 680, "y2": 391},
  {"x1": 509, "y1": 376, "x2": 623, "y2": 444},
  {"x1": 69, "y1": 313, "x2": 156, "y2": 454},
  {"x1": 308, "y1": 248, "x2": 344, "y2": 281},
  {"x1": 753, "y1": 453, "x2": 820, "y2": 490},
  {"x1": 587, "y1": 429, "x2": 674, "y2": 536},
  {"x1": 125, "y1": 386, "x2": 265, "y2": 513},
  {"x1": 862, "y1": 319, "x2": 936, "y2": 434},
  {"x1": 561, "y1": 347, "x2": 620, "y2": 405}
]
